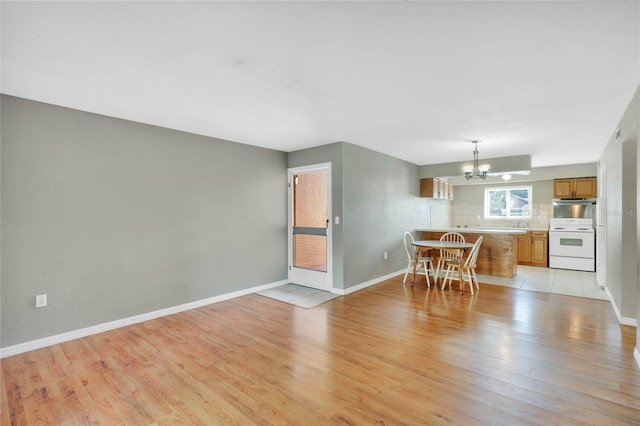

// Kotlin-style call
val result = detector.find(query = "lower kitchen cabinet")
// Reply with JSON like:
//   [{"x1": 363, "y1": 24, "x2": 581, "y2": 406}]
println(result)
[
  {"x1": 517, "y1": 231, "x2": 548, "y2": 267},
  {"x1": 517, "y1": 235, "x2": 531, "y2": 263}
]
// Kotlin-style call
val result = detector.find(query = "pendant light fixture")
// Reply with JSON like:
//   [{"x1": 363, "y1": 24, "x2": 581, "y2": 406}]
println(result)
[{"x1": 464, "y1": 140, "x2": 489, "y2": 180}]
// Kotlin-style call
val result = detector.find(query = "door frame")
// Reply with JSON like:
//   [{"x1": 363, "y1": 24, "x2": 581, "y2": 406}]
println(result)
[
  {"x1": 596, "y1": 163, "x2": 607, "y2": 288},
  {"x1": 287, "y1": 162, "x2": 333, "y2": 291}
]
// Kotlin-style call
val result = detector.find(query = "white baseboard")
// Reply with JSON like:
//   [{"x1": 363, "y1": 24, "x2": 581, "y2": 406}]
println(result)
[
  {"x1": 604, "y1": 286, "x2": 637, "y2": 327},
  {"x1": 332, "y1": 269, "x2": 405, "y2": 295},
  {"x1": 0, "y1": 279, "x2": 288, "y2": 359},
  {"x1": 603, "y1": 287, "x2": 639, "y2": 367},
  {"x1": 2, "y1": 271, "x2": 406, "y2": 358}
]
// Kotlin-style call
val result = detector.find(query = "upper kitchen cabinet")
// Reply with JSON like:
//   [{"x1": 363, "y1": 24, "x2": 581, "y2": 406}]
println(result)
[
  {"x1": 552, "y1": 177, "x2": 596, "y2": 199},
  {"x1": 420, "y1": 177, "x2": 439, "y2": 198},
  {"x1": 420, "y1": 178, "x2": 454, "y2": 200}
]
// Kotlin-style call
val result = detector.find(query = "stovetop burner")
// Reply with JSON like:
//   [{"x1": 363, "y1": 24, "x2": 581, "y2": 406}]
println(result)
[{"x1": 549, "y1": 218, "x2": 594, "y2": 233}]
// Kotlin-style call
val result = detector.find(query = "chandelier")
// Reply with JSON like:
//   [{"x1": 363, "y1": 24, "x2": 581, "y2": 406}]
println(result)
[{"x1": 464, "y1": 140, "x2": 489, "y2": 180}]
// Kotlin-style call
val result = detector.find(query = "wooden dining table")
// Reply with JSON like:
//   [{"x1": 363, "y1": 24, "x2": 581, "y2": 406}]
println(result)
[{"x1": 411, "y1": 240, "x2": 475, "y2": 293}]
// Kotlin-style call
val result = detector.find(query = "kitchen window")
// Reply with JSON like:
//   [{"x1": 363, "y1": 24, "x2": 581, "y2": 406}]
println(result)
[{"x1": 484, "y1": 186, "x2": 532, "y2": 219}]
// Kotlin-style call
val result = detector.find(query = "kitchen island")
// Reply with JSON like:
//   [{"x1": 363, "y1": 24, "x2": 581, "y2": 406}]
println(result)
[{"x1": 417, "y1": 228, "x2": 527, "y2": 278}]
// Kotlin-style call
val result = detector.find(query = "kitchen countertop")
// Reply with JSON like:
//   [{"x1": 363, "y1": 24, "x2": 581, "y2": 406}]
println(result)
[
  {"x1": 418, "y1": 228, "x2": 521, "y2": 277},
  {"x1": 417, "y1": 227, "x2": 532, "y2": 235}
]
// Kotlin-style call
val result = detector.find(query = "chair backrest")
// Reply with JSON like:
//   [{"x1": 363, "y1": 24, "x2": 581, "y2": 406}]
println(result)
[
  {"x1": 440, "y1": 232, "x2": 465, "y2": 243},
  {"x1": 464, "y1": 236, "x2": 484, "y2": 267},
  {"x1": 439, "y1": 232, "x2": 465, "y2": 259},
  {"x1": 403, "y1": 231, "x2": 415, "y2": 261}
]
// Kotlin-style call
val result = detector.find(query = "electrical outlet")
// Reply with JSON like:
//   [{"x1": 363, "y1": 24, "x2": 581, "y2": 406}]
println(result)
[
  {"x1": 36, "y1": 294, "x2": 47, "y2": 308},
  {"x1": 384, "y1": 252, "x2": 388, "y2": 260}
]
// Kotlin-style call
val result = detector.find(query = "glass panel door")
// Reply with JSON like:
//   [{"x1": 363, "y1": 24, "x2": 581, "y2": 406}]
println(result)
[
  {"x1": 293, "y1": 171, "x2": 327, "y2": 272},
  {"x1": 288, "y1": 164, "x2": 331, "y2": 290}
]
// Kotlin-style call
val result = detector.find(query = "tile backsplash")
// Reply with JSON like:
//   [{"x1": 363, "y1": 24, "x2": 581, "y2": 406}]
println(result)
[
  {"x1": 430, "y1": 202, "x2": 452, "y2": 229},
  {"x1": 450, "y1": 203, "x2": 553, "y2": 229}
]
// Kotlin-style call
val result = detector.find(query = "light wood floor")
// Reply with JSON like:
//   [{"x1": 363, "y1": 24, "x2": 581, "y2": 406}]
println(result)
[{"x1": 2, "y1": 275, "x2": 639, "y2": 425}]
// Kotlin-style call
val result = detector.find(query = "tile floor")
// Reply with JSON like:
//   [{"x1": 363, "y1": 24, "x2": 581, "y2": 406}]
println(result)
[
  {"x1": 257, "y1": 283, "x2": 340, "y2": 308},
  {"x1": 476, "y1": 265, "x2": 608, "y2": 300},
  {"x1": 259, "y1": 267, "x2": 608, "y2": 309}
]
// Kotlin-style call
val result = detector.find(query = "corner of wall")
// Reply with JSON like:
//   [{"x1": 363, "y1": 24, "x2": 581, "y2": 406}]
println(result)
[{"x1": 0, "y1": 95, "x2": 3, "y2": 349}]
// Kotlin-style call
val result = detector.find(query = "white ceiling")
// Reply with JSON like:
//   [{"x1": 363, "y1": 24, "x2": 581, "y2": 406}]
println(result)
[{"x1": 1, "y1": 1, "x2": 638, "y2": 167}]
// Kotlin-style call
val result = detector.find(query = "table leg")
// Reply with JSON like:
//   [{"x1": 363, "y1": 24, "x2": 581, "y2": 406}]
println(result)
[
  {"x1": 411, "y1": 246, "x2": 419, "y2": 287},
  {"x1": 458, "y1": 256, "x2": 464, "y2": 294},
  {"x1": 457, "y1": 248, "x2": 470, "y2": 294}
]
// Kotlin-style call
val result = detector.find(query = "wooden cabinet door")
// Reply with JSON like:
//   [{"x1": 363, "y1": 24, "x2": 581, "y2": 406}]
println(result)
[
  {"x1": 439, "y1": 180, "x2": 448, "y2": 199},
  {"x1": 574, "y1": 177, "x2": 596, "y2": 198},
  {"x1": 531, "y1": 233, "x2": 548, "y2": 266},
  {"x1": 420, "y1": 178, "x2": 442, "y2": 198},
  {"x1": 553, "y1": 179, "x2": 574, "y2": 198},
  {"x1": 420, "y1": 178, "x2": 438, "y2": 198},
  {"x1": 553, "y1": 177, "x2": 597, "y2": 198},
  {"x1": 420, "y1": 178, "x2": 452, "y2": 199},
  {"x1": 517, "y1": 234, "x2": 531, "y2": 263}
]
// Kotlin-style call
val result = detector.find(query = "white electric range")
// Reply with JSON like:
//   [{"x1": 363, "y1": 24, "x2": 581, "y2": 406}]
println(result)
[{"x1": 548, "y1": 218, "x2": 595, "y2": 272}]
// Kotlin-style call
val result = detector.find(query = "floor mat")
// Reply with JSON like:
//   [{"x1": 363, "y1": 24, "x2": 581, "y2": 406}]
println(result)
[{"x1": 257, "y1": 283, "x2": 340, "y2": 308}]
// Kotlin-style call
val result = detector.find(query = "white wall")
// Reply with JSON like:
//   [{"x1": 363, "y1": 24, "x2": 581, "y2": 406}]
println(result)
[{"x1": 450, "y1": 180, "x2": 554, "y2": 229}]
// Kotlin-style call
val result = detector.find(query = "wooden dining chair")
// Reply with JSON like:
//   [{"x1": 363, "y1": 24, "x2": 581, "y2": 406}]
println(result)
[
  {"x1": 442, "y1": 236, "x2": 484, "y2": 295},
  {"x1": 403, "y1": 231, "x2": 435, "y2": 287},
  {"x1": 435, "y1": 232, "x2": 465, "y2": 281}
]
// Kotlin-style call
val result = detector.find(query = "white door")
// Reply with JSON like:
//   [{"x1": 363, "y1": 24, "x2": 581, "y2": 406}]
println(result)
[{"x1": 288, "y1": 163, "x2": 332, "y2": 291}]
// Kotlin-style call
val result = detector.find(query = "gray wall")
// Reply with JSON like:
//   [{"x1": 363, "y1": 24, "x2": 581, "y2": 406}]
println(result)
[
  {"x1": 634, "y1": 86, "x2": 640, "y2": 355},
  {"x1": 1, "y1": 95, "x2": 288, "y2": 347},
  {"x1": 600, "y1": 126, "x2": 624, "y2": 316},
  {"x1": 599, "y1": 87, "x2": 638, "y2": 324},
  {"x1": 342, "y1": 143, "x2": 428, "y2": 288},
  {"x1": 622, "y1": 138, "x2": 637, "y2": 319},
  {"x1": 0, "y1": 93, "x2": 2, "y2": 349},
  {"x1": 289, "y1": 142, "x2": 429, "y2": 290}
]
